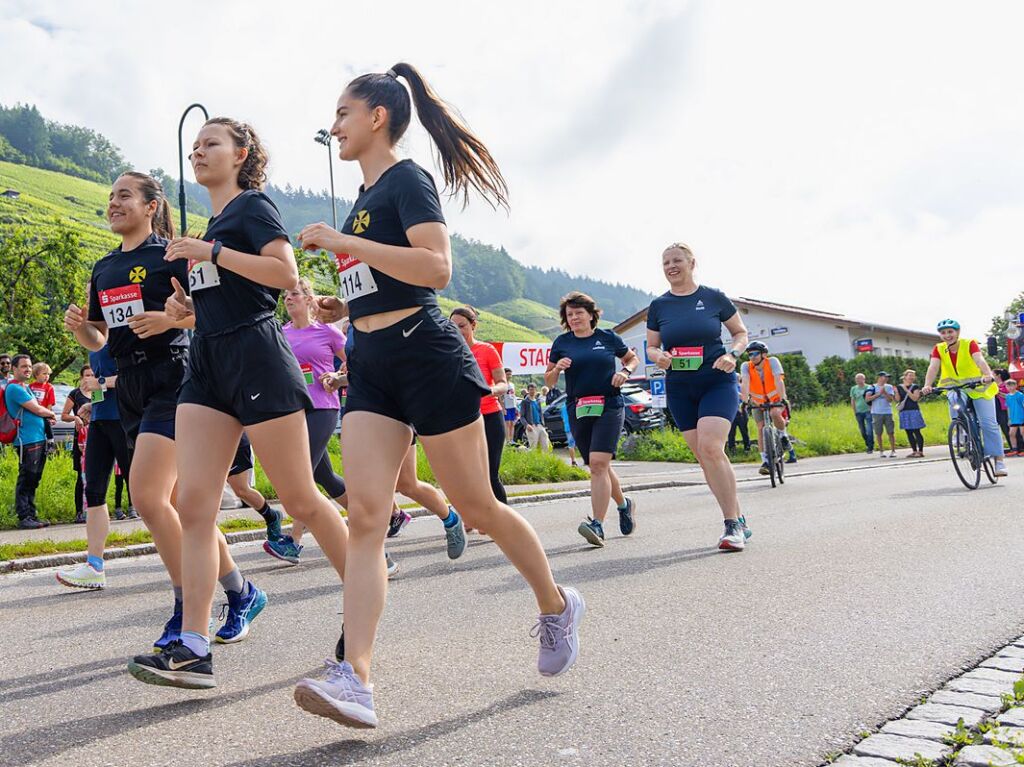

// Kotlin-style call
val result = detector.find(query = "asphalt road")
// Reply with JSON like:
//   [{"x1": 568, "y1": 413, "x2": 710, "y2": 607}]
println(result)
[{"x1": 2, "y1": 457, "x2": 1022, "y2": 767}]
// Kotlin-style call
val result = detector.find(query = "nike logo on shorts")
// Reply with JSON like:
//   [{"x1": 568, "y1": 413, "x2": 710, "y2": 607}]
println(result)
[
  {"x1": 250, "y1": 393, "x2": 261, "y2": 401},
  {"x1": 403, "y1": 320, "x2": 424, "y2": 338}
]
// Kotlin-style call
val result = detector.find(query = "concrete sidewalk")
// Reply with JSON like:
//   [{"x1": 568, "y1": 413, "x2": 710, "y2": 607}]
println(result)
[{"x1": 0, "y1": 448, "x2": 946, "y2": 550}]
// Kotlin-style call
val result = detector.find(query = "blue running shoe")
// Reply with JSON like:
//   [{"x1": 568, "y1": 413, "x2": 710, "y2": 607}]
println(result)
[
  {"x1": 444, "y1": 508, "x2": 466, "y2": 560},
  {"x1": 153, "y1": 600, "x2": 183, "y2": 652},
  {"x1": 264, "y1": 535, "x2": 302, "y2": 565},
  {"x1": 618, "y1": 497, "x2": 636, "y2": 536},
  {"x1": 265, "y1": 508, "x2": 284, "y2": 542},
  {"x1": 738, "y1": 515, "x2": 752, "y2": 540},
  {"x1": 215, "y1": 582, "x2": 267, "y2": 644},
  {"x1": 577, "y1": 517, "x2": 605, "y2": 547}
]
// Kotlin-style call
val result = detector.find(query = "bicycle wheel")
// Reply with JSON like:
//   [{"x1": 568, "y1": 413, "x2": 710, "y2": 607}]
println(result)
[
  {"x1": 775, "y1": 435, "x2": 786, "y2": 485},
  {"x1": 765, "y1": 426, "x2": 778, "y2": 488},
  {"x1": 948, "y1": 419, "x2": 981, "y2": 490},
  {"x1": 983, "y1": 457, "x2": 998, "y2": 484}
]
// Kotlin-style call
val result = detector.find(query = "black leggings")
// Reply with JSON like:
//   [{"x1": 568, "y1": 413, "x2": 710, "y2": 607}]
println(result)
[
  {"x1": 115, "y1": 471, "x2": 129, "y2": 508},
  {"x1": 84, "y1": 419, "x2": 132, "y2": 507},
  {"x1": 904, "y1": 428, "x2": 924, "y2": 453},
  {"x1": 483, "y1": 411, "x2": 507, "y2": 504},
  {"x1": 71, "y1": 442, "x2": 84, "y2": 516},
  {"x1": 308, "y1": 409, "x2": 346, "y2": 499}
]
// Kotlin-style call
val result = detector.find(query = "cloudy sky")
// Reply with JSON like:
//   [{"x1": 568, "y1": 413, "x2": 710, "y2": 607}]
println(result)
[{"x1": 1, "y1": 0, "x2": 1022, "y2": 335}]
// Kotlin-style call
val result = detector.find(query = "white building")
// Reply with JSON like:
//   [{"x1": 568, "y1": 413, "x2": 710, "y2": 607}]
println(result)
[{"x1": 614, "y1": 296, "x2": 938, "y2": 375}]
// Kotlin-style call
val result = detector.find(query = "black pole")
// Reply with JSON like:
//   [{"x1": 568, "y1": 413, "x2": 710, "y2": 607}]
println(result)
[
  {"x1": 178, "y1": 103, "x2": 209, "y2": 235},
  {"x1": 327, "y1": 142, "x2": 337, "y2": 230}
]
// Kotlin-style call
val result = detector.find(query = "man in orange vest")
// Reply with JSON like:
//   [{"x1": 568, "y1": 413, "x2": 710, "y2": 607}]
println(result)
[{"x1": 739, "y1": 341, "x2": 791, "y2": 475}]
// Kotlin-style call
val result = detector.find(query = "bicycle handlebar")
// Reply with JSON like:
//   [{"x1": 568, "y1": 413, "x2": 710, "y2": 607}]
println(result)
[{"x1": 929, "y1": 378, "x2": 987, "y2": 394}]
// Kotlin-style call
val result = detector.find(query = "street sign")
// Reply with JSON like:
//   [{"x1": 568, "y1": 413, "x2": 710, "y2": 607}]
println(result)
[{"x1": 650, "y1": 375, "x2": 667, "y2": 409}]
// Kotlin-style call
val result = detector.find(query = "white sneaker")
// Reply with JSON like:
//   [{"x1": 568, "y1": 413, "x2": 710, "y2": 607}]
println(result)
[
  {"x1": 889, "y1": 450, "x2": 897, "y2": 458},
  {"x1": 56, "y1": 562, "x2": 106, "y2": 590},
  {"x1": 718, "y1": 520, "x2": 745, "y2": 551},
  {"x1": 994, "y1": 461, "x2": 1008, "y2": 477},
  {"x1": 385, "y1": 552, "x2": 399, "y2": 579}
]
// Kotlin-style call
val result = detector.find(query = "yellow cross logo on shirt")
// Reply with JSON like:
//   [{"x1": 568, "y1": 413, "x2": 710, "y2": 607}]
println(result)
[
  {"x1": 128, "y1": 266, "x2": 147, "y2": 283},
  {"x1": 352, "y1": 210, "x2": 371, "y2": 234}
]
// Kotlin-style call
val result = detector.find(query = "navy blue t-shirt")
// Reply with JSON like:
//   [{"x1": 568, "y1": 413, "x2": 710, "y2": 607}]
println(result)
[
  {"x1": 194, "y1": 190, "x2": 291, "y2": 334},
  {"x1": 88, "y1": 346, "x2": 120, "y2": 421},
  {"x1": 339, "y1": 160, "x2": 446, "y2": 321},
  {"x1": 646, "y1": 286, "x2": 737, "y2": 377},
  {"x1": 88, "y1": 233, "x2": 189, "y2": 359},
  {"x1": 550, "y1": 329, "x2": 630, "y2": 407}
]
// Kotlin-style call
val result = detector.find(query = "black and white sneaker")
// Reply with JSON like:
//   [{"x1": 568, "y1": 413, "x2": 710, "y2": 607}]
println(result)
[{"x1": 128, "y1": 640, "x2": 215, "y2": 689}]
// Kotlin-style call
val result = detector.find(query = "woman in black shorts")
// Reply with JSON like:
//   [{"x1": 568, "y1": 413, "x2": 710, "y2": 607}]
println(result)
[
  {"x1": 295, "y1": 63, "x2": 584, "y2": 728},
  {"x1": 128, "y1": 119, "x2": 350, "y2": 690},
  {"x1": 645, "y1": 243, "x2": 751, "y2": 551},
  {"x1": 64, "y1": 172, "x2": 264, "y2": 650},
  {"x1": 544, "y1": 292, "x2": 639, "y2": 547}
]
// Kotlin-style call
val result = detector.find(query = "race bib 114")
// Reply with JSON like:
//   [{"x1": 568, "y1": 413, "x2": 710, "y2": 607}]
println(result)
[
  {"x1": 335, "y1": 253, "x2": 378, "y2": 302},
  {"x1": 98, "y1": 285, "x2": 144, "y2": 328}
]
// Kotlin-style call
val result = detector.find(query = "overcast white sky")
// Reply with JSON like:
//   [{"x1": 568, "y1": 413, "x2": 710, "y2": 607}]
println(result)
[{"x1": 1, "y1": 0, "x2": 1022, "y2": 334}]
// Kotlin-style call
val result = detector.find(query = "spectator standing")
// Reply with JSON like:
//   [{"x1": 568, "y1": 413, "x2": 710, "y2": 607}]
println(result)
[
  {"x1": 996, "y1": 370, "x2": 1012, "y2": 451},
  {"x1": 29, "y1": 362, "x2": 57, "y2": 449},
  {"x1": 0, "y1": 353, "x2": 11, "y2": 380},
  {"x1": 502, "y1": 369, "x2": 517, "y2": 444},
  {"x1": 520, "y1": 383, "x2": 550, "y2": 451},
  {"x1": 4, "y1": 354, "x2": 57, "y2": 529},
  {"x1": 60, "y1": 366, "x2": 93, "y2": 523},
  {"x1": 1005, "y1": 378, "x2": 1024, "y2": 456},
  {"x1": 896, "y1": 369, "x2": 926, "y2": 457},
  {"x1": 866, "y1": 371, "x2": 897, "y2": 457},
  {"x1": 850, "y1": 373, "x2": 874, "y2": 454},
  {"x1": 727, "y1": 381, "x2": 752, "y2": 454}
]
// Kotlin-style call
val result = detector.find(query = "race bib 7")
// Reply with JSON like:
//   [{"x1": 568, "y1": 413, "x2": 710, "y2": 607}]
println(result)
[
  {"x1": 576, "y1": 395, "x2": 606, "y2": 418},
  {"x1": 98, "y1": 285, "x2": 144, "y2": 327},
  {"x1": 335, "y1": 253, "x2": 379, "y2": 302},
  {"x1": 188, "y1": 259, "x2": 221, "y2": 291},
  {"x1": 670, "y1": 346, "x2": 704, "y2": 371}
]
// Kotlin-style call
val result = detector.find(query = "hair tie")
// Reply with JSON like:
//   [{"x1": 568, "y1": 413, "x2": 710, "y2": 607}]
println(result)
[{"x1": 386, "y1": 68, "x2": 397, "y2": 79}]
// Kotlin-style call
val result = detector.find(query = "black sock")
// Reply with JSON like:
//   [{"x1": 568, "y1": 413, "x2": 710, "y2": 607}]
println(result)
[{"x1": 256, "y1": 503, "x2": 275, "y2": 522}]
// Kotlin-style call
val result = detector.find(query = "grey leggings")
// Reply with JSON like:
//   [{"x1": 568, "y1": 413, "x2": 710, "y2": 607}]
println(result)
[{"x1": 308, "y1": 408, "x2": 346, "y2": 498}]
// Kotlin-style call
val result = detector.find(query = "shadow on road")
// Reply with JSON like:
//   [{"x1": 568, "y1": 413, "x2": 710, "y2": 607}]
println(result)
[{"x1": 220, "y1": 688, "x2": 560, "y2": 767}]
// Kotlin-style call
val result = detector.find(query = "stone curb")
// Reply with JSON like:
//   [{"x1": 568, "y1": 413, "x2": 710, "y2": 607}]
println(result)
[{"x1": 0, "y1": 457, "x2": 946, "y2": 575}]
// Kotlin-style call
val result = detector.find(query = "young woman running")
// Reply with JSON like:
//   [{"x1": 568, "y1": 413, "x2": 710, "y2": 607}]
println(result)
[
  {"x1": 64, "y1": 172, "x2": 266, "y2": 645},
  {"x1": 128, "y1": 119, "x2": 351, "y2": 690},
  {"x1": 450, "y1": 305, "x2": 510, "y2": 504},
  {"x1": 294, "y1": 63, "x2": 583, "y2": 728},
  {"x1": 56, "y1": 345, "x2": 133, "y2": 589},
  {"x1": 544, "y1": 292, "x2": 639, "y2": 547},
  {"x1": 645, "y1": 243, "x2": 751, "y2": 551}
]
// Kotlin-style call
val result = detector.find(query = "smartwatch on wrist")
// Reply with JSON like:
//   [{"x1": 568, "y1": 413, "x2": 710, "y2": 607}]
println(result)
[
  {"x1": 97, "y1": 376, "x2": 106, "y2": 390},
  {"x1": 210, "y1": 240, "x2": 222, "y2": 265}
]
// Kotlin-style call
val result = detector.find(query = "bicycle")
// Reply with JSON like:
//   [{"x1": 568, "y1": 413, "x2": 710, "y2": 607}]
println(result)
[
  {"x1": 749, "y1": 401, "x2": 789, "y2": 488},
  {"x1": 929, "y1": 379, "x2": 998, "y2": 490}
]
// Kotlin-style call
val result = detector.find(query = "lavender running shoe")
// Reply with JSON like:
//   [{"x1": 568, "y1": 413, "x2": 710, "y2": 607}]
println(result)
[
  {"x1": 294, "y1": 660, "x2": 378, "y2": 728},
  {"x1": 533, "y1": 586, "x2": 585, "y2": 677}
]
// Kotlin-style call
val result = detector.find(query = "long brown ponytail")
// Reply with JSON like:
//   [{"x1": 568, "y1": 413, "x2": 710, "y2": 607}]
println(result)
[
  {"x1": 347, "y1": 63, "x2": 509, "y2": 210},
  {"x1": 119, "y1": 171, "x2": 175, "y2": 239}
]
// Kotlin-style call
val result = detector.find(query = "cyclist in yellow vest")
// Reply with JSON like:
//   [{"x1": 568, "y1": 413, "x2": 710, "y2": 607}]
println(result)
[
  {"x1": 739, "y1": 341, "x2": 791, "y2": 476},
  {"x1": 921, "y1": 318, "x2": 1007, "y2": 476}
]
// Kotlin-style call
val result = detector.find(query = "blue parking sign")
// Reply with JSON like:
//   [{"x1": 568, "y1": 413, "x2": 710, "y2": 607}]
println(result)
[{"x1": 650, "y1": 378, "x2": 666, "y2": 396}]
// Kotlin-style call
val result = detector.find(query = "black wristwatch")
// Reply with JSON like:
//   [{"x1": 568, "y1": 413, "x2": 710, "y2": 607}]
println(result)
[{"x1": 210, "y1": 240, "x2": 222, "y2": 265}]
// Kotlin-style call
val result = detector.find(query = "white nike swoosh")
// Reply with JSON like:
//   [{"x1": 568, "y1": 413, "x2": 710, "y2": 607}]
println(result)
[
  {"x1": 402, "y1": 320, "x2": 424, "y2": 338},
  {"x1": 168, "y1": 658, "x2": 200, "y2": 670},
  {"x1": 250, "y1": 393, "x2": 261, "y2": 400}
]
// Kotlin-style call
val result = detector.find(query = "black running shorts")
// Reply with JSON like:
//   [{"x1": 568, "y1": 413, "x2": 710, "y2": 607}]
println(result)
[
  {"x1": 346, "y1": 306, "x2": 489, "y2": 436},
  {"x1": 229, "y1": 433, "x2": 254, "y2": 476},
  {"x1": 178, "y1": 316, "x2": 313, "y2": 426},
  {"x1": 116, "y1": 353, "x2": 188, "y2": 448}
]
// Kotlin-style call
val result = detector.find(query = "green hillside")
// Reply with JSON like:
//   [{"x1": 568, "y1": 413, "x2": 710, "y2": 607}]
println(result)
[
  {"x1": 486, "y1": 297, "x2": 616, "y2": 338},
  {"x1": 437, "y1": 297, "x2": 547, "y2": 342}
]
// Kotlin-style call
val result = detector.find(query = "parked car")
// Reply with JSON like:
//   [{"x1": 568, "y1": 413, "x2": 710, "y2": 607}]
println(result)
[
  {"x1": 542, "y1": 385, "x2": 666, "y2": 447},
  {"x1": 51, "y1": 384, "x2": 76, "y2": 446}
]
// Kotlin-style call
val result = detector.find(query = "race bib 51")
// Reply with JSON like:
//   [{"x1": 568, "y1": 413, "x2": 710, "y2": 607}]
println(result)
[
  {"x1": 188, "y1": 259, "x2": 221, "y2": 291},
  {"x1": 98, "y1": 285, "x2": 144, "y2": 327},
  {"x1": 670, "y1": 346, "x2": 704, "y2": 371},
  {"x1": 576, "y1": 395, "x2": 605, "y2": 418},
  {"x1": 335, "y1": 253, "x2": 378, "y2": 302}
]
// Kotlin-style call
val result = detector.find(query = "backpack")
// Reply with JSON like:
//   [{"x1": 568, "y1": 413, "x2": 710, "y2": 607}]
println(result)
[{"x1": 0, "y1": 379, "x2": 22, "y2": 444}]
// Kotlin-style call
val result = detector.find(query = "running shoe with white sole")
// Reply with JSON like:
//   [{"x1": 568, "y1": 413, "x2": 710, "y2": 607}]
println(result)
[
  {"x1": 265, "y1": 508, "x2": 284, "y2": 542},
  {"x1": 215, "y1": 582, "x2": 267, "y2": 644},
  {"x1": 618, "y1": 497, "x2": 636, "y2": 536},
  {"x1": 387, "y1": 510, "x2": 412, "y2": 538},
  {"x1": 738, "y1": 515, "x2": 752, "y2": 541},
  {"x1": 294, "y1": 660, "x2": 378, "y2": 728},
  {"x1": 264, "y1": 535, "x2": 302, "y2": 565},
  {"x1": 994, "y1": 460, "x2": 1008, "y2": 477},
  {"x1": 56, "y1": 562, "x2": 106, "y2": 590},
  {"x1": 577, "y1": 517, "x2": 605, "y2": 547},
  {"x1": 535, "y1": 586, "x2": 585, "y2": 677},
  {"x1": 385, "y1": 551, "x2": 399, "y2": 578},
  {"x1": 718, "y1": 519, "x2": 746, "y2": 551},
  {"x1": 129, "y1": 640, "x2": 215, "y2": 689},
  {"x1": 444, "y1": 508, "x2": 467, "y2": 559}
]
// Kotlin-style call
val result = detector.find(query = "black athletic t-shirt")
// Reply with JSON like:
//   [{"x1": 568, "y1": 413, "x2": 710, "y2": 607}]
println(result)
[
  {"x1": 646, "y1": 286, "x2": 737, "y2": 375},
  {"x1": 550, "y1": 329, "x2": 630, "y2": 407},
  {"x1": 88, "y1": 233, "x2": 190, "y2": 359},
  {"x1": 338, "y1": 160, "x2": 446, "y2": 321},
  {"x1": 193, "y1": 190, "x2": 291, "y2": 334}
]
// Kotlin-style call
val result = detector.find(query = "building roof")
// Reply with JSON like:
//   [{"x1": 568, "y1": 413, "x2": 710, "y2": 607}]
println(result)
[{"x1": 614, "y1": 295, "x2": 935, "y2": 340}]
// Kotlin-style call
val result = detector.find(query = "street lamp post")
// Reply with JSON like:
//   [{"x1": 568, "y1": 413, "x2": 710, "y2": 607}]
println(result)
[
  {"x1": 178, "y1": 103, "x2": 209, "y2": 235},
  {"x1": 314, "y1": 129, "x2": 337, "y2": 229}
]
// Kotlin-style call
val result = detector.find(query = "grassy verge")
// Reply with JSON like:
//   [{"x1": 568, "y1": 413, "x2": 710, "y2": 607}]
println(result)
[{"x1": 620, "y1": 400, "x2": 953, "y2": 462}]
